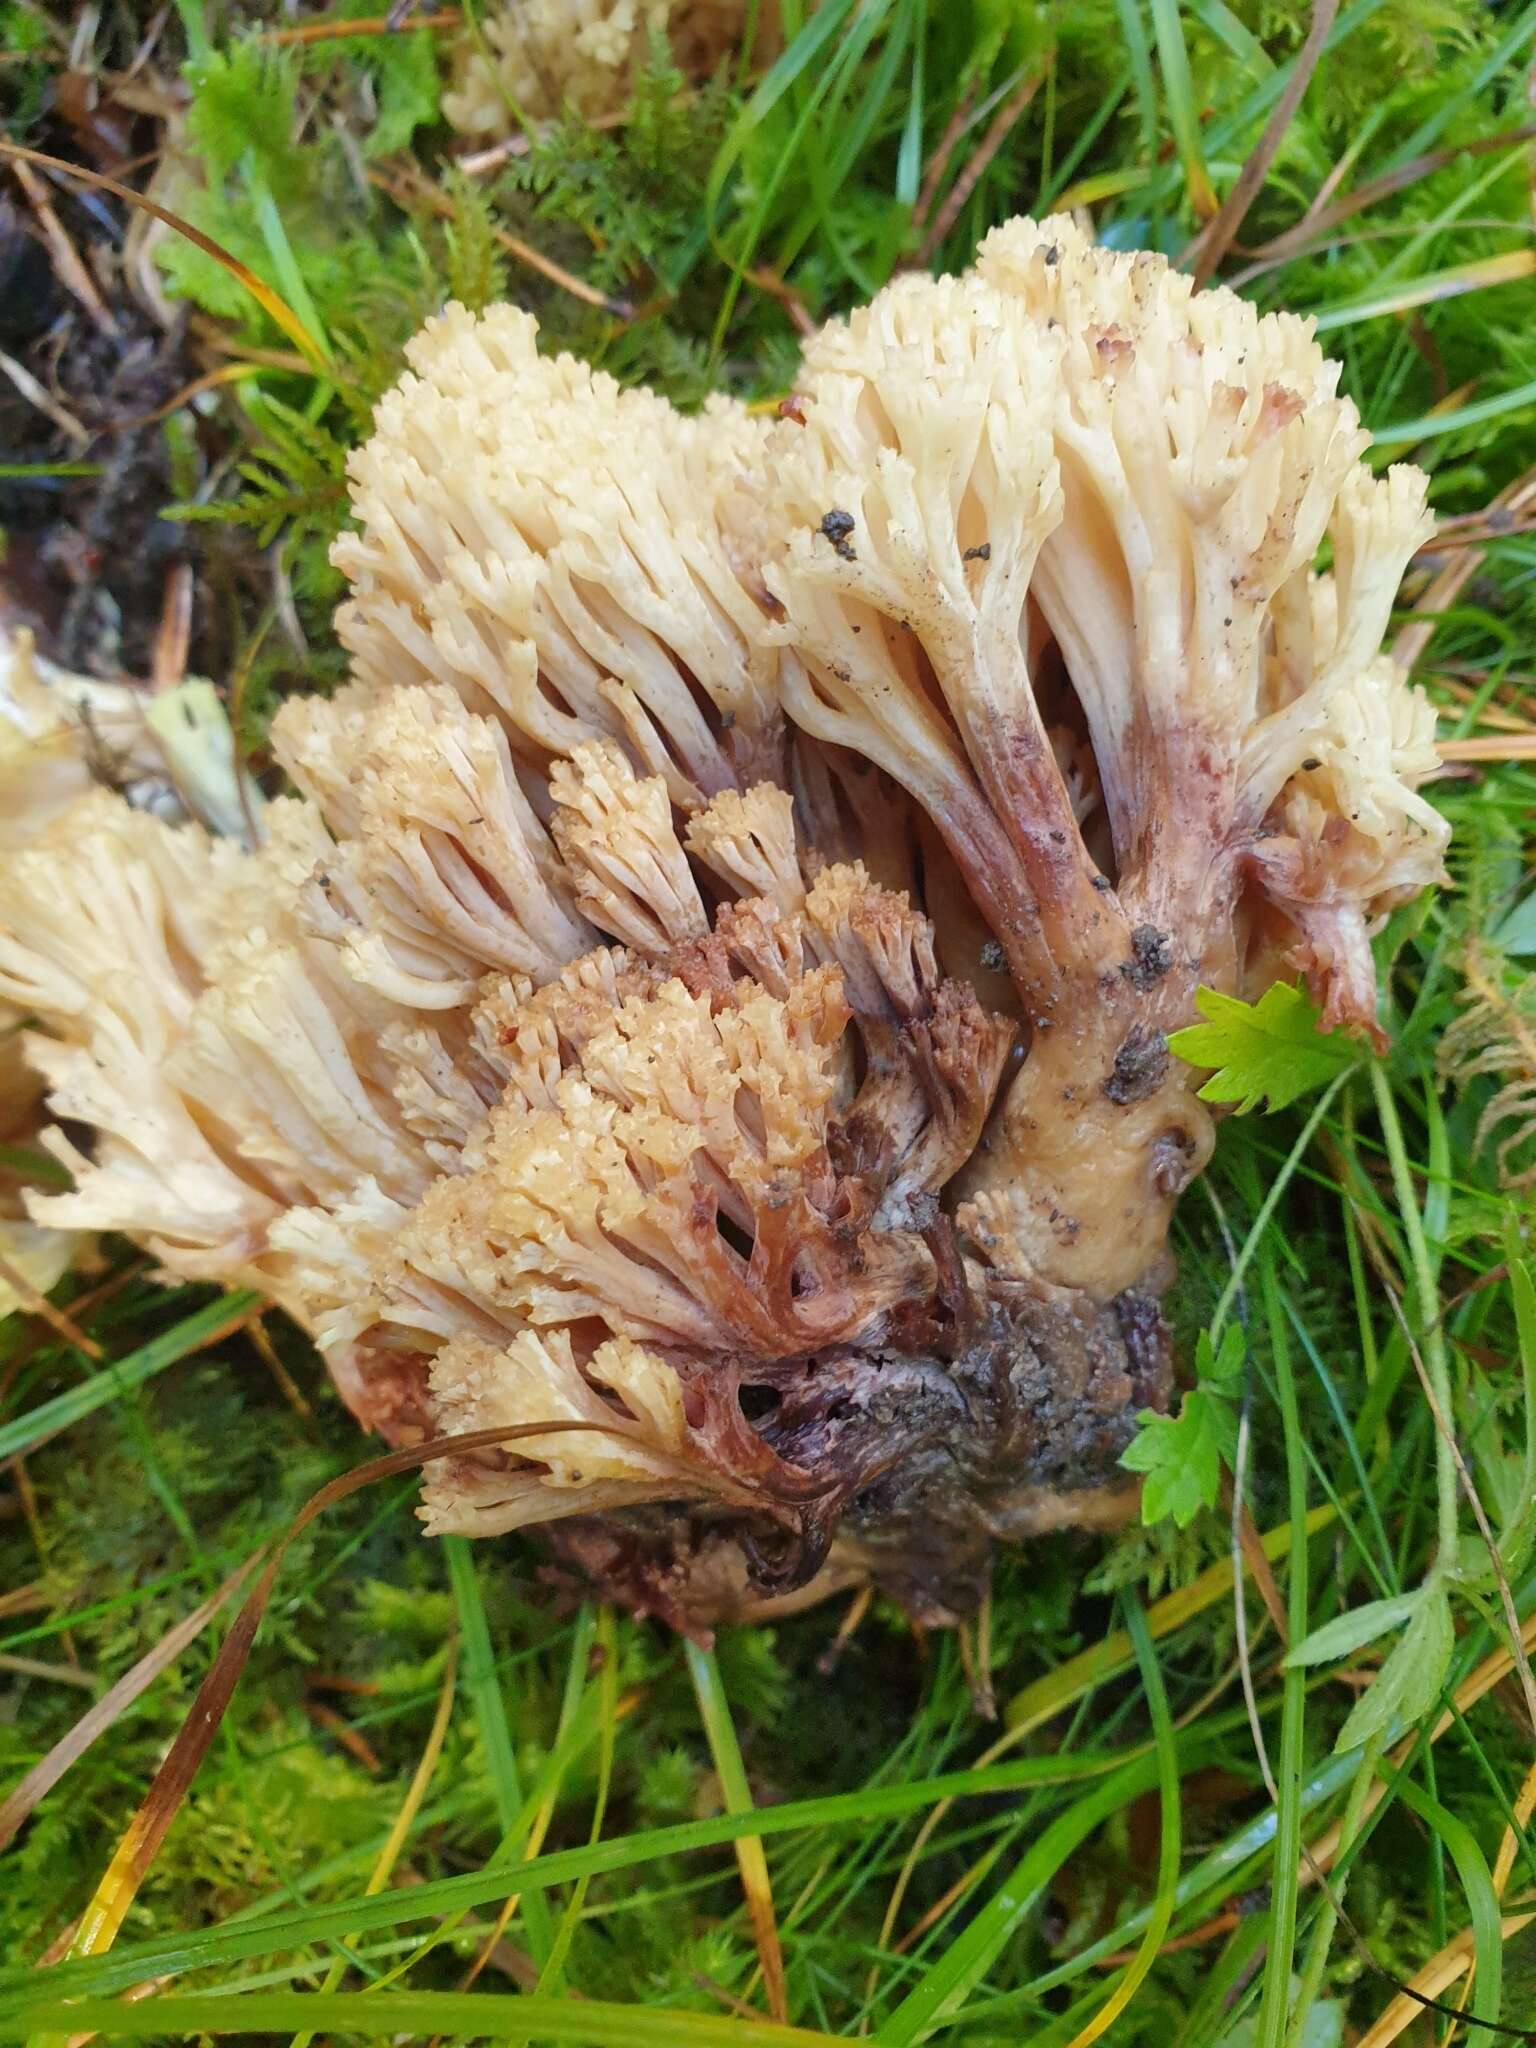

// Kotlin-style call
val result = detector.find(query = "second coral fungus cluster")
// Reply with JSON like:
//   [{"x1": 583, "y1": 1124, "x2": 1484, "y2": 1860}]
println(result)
[
  {"x1": 0, "y1": 218, "x2": 1447, "y2": 1627},
  {"x1": 443, "y1": 0, "x2": 754, "y2": 137}
]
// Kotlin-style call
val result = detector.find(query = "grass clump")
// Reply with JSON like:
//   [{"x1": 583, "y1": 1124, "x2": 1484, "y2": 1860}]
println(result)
[{"x1": 2, "y1": 2, "x2": 1536, "y2": 2041}]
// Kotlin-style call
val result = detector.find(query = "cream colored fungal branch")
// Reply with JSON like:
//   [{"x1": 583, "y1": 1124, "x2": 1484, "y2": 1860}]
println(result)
[
  {"x1": 0, "y1": 221, "x2": 1448, "y2": 1630},
  {"x1": 762, "y1": 270, "x2": 1113, "y2": 1016},
  {"x1": 757, "y1": 218, "x2": 1445, "y2": 1306},
  {"x1": 334, "y1": 305, "x2": 782, "y2": 804}
]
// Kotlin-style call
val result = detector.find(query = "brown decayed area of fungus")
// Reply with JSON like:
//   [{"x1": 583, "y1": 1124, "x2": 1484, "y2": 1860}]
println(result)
[{"x1": 0, "y1": 217, "x2": 1449, "y2": 1631}]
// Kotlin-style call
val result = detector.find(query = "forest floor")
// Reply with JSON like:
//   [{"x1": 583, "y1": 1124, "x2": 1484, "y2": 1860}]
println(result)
[{"x1": 2, "y1": 3, "x2": 1536, "y2": 2042}]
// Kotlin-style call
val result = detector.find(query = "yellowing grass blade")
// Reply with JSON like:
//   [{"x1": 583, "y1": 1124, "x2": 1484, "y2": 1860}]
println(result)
[
  {"x1": 686, "y1": 1642, "x2": 789, "y2": 2023},
  {"x1": 1005, "y1": 1503, "x2": 1337, "y2": 1731},
  {"x1": 1312, "y1": 248, "x2": 1536, "y2": 333},
  {"x1": 0, "y1": 143, "x2": 329, "y2": 368}
]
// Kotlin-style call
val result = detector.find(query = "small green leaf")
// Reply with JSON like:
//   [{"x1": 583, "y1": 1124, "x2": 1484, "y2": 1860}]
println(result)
[
  {"x1": 1122, "y1": 1324, "x2": 1246, "y2": 1528},
  {"x1": 1168, "y1": 982, "x2": 1363, "y2": 1116},
  {"x1": 295, "y1": 0, "x2": 441, "y2": 160},
  {"x1": 183, "y1": 45, "x2": 303, "y2": 193},
  {"x1": 1197, "y1": 1322, "x2": 1247, "y2": 1389},
  {"x1": 1285, "y1": 1588, "x2": 1423, "y2": 1668},
  {"x1": 1334, "y1": 1583, "x2": 1453, "y2": 1752},
  {"x1": 1120, "y1": 1389, "x2": 1237, "y2": 1528}
]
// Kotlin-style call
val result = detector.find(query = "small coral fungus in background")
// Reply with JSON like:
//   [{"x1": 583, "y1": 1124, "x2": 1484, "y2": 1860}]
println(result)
[
  {"x1": 443, "y1": 0, "x2": 763, "y2": 137},
  {"x1": 0, "y1": 218, "x2": 1448, "y2": 1630}
]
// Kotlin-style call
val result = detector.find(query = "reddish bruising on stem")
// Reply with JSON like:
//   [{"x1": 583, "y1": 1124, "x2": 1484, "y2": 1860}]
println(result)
[
  {"x1": 979, "y1": 710, "x2": 1125, "y2": 963},
  {"x1": 877, "y1": 767, "x2": 1064, "y2": 1006}
]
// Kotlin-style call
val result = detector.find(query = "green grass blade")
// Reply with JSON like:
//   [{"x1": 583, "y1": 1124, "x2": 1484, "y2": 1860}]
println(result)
[
  {"x1": 1147, "y1": 0, "x2": 1217, "y2": 215},
  {"x1": 1133, "y1": 0, "x2": 1391, "y2": 216},
  {"x1": 1183, "y1": 0, "x2": 1271, "y2": 75},
  {"x1": 1022, "y1": 1740, "x2": 1368, "y2": 2000},
  {"x1": 442, "y1": 1536, "x2": 553, "y2": 1962},
  {"x1": 1004, "y1": 1504, "x2": 1336, "y2": 1730},
  {"x1": 1498, "y1": 1231, "x2": 1536, "y2": 1576},
  {"x1": 1253, "y1": 1243, "x2": 1310, "y2": 2048},
  {"x1": 242, "y1": 157, "x2": 332, "y2": 366},
  {"x1": 0, "y1": 1990, "x2": 839, "y2": 2045},
  {"x1": 1390, "y1": 1771, "x2": 1504, "y2": 2040},
  {"x1": 1372, "y1": 378, "x2": 1536, "y2": 447},
  {"x1": 1038, "y1": 65, "x2": 1133, "y2": 209},
  {"x1": 875, "y1": 1752, "x2": 1172, "y2": 2044},
  {"x1": 687, "y1": 1639, "x2": 787, "y2": 2018},
  {"x1": 169, "y1": 0, "x2": 209, "y2": 62},
  {"x1": 1370, "y1": 1063, "x2": 1458, "y2": 1565},
  {"x1": 1380, "y1": 4, "x2": 1536, "y2": 171},
  {"x1": 0, "y1": 464, "x2": 103, "y2": 482},
  {"x1": 1208, "y1": 1076, "x2": 1350, "y2": 1340},
  {"x1": 702, "y1": 0, "x2": 862, "y2": 348},
  {"x1": 1059, "y1": 1591, "x2": 1182, "y2": 2045},
  {"x1": 771, "y1": 0, "x2": 906, "y2": 286},
  {"x1": 894, "y1": 0, "x2": 926, "y2": 207},
  {"x1": 0, "y1": 1292, "x2": 262, "y2": 1463},
  {"x1": 0, "y1": 1748, "x2": 1152, "y2": 2015},
  {"x1": 537, "y1": 1607, "x2": 610, "y2": 1998},
  {"x1": 1112, "y1": 0, "x2": 1157, "y2": 160},
  {"x1": 1310, "y1": 252, "x2": 1536, "y2": 337}
]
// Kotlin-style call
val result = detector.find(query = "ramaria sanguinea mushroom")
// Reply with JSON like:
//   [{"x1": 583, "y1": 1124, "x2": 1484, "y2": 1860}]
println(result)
[{"x1": 0, "y1": 218, "x2": 1449, "y2": 1629}]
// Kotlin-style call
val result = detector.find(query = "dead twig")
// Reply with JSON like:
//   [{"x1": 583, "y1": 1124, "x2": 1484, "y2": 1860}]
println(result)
[
  {"x1": 1438, "y1": 735, "x2": 1536, "y2": 762},
  {"x1": 150, "y1": 561, "x2": 193, "y2": 694},
  {"x1": 456, "y1": 108, "x2": 632, "y2": 175},
  {"x1": 304, "y1": 1699, "x2": 383, "y2": 1773},
  {"x1": 1251, "y1": 124, "x2": 1536, "y2": 267},
  {"x1": 60, "y1": 1420, "x2": 647, "y2": 1958},
  {"x1": 816, "y1": 1582, "x2": 872, "y2": 1674},
  {"x1": 366, "y1": 161, "x2": 634, "y2": 321},
  {"x1": 0, "y1": 347, "x2": 91, "y2": 448},
  {"x1": 749, "y1": 264, "x2": 816, "y2": 338},
  {"x1": 0, "y1": 1581, "x2": 51, "y2": 1622},
  {"x1": 1395, "y1": 465, "x2": 1536, "y2": 672},
  {"x1": 1356, "y1": 1905, "x2": 1536, "y2": 2048},
  {"x1": 0, "y1": 1254, "x2": 103, "y2": 1359},
  {"x1": 9, "y1": 157, "x2": 117, "y2": 335},
  {"x1": 246, "y1": 1316, "x2": 314, "y2": 1420},
  {"x1": 0, "y1": 1652, "x2": 97, "y2": 1691},
  {"x1": 914, "y1": 67, "x2": 1045, "y2": 268},
  {"x1": 263, "y1": 9, "x2": 463, "y2": 46},
  {"x1": 910, "y1": 86, "x2": 976, "y2": 236},
  {"x1": 0, "y1": 140, "x2": 328, "y2": 365},
  {"x1": 1183, "y1": 0, "x2": 1339, "y2": 288},
  {"x1": 0, "y1": 1552, "x2": 263, "y2": 1853},
  {"x1": 1427, "y1": 669, "x2": 1536, "y2": 733}
]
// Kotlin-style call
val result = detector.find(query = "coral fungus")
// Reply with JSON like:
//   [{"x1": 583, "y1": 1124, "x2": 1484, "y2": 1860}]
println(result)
[{"x1": 0, "y1": 220, "x2": 1447, "y2": 1628}]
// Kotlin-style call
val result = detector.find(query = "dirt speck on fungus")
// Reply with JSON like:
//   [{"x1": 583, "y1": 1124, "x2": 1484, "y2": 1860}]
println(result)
[{"x1": 819, "y1": 507, "x2": 858, "y2": 560}]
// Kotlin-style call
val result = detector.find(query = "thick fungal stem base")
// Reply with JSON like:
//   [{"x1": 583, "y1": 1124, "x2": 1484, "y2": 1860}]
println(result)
[{"x1": 958, "y1": 988, "x2": 1217, "y2": 1300}]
